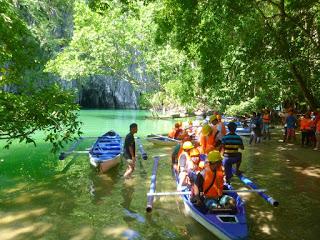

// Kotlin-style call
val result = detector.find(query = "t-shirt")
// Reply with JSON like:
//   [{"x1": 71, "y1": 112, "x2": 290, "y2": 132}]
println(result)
[
  {"x1": 286, "y1": 115, "x2": 296, "y2": 129},
  {"x1": 123, "y1": 132, "x2": 135, "y2": 159},
  {"x1": 221, "y1": 133, "x2": 243, "y2": 156}
]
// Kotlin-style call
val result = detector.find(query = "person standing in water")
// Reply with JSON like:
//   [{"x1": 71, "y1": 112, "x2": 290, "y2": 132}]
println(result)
[{"x1": 123, "y1": 123, "x2": 138, "y2": 178}]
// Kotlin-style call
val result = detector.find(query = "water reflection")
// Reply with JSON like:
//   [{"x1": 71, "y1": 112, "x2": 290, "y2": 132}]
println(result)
[{"x1": 88, "y1": 165, "x2": 120, "y2": 205}]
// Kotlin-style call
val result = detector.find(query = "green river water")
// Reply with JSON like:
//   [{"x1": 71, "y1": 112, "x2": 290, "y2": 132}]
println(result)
[{"x1": 0, "y1": 110, "x2": 319, "y2": 240}]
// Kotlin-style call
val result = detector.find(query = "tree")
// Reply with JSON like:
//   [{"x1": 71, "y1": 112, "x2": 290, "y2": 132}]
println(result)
[
  {"x1": 0, "y1": 0, "x2": 81, "y2": 151},
  {"x1": 154, "y1": 0, "x2": 320, "y2": 111}
]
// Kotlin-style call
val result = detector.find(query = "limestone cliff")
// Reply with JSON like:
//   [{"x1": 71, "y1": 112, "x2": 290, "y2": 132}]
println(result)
[{"x1": 79, "y1": 75, "x2": 139, "y2": 109}]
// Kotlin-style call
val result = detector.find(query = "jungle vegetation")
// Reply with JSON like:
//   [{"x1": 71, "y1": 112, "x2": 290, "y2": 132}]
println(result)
[{"x1": 1, "y1": 0, "x2": 320, "y2": 148}]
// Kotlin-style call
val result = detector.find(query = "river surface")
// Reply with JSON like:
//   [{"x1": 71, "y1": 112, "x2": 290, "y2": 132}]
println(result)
[{"x1": 0, "y1": 110, "x2": 319, "y2": 240}]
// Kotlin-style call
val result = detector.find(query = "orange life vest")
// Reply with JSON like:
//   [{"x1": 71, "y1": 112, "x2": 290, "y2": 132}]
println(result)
[
  {"x1": 202, "y1": 164, "x2": 224, "y2": 199},
  {"x1": 217, "y1": 122, "x2": 226, "y2": 139},
  {"x1": 168, "y1": 128, "x2": 183, "y2": 139},
  {"x1": 316, "y1": 120, "x2": 320, "y2": 132},
  {"x1": 263, "y1": 114, "x2": 271, "y2": 123},
  {"x1": 300, "y1": 118, "x2": 312, "y2": 131},
  {"x1": 199, "y1": 128, "x2": 218, "y2": 154}
]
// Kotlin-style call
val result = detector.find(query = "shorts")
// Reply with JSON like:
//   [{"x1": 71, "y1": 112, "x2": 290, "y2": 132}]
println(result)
[
  {"x1": 287, "y1": 128, "x2": 295, "y2": 137},
  {"x1": 222, "y1": 154, "x2": 241, "y2": 181},
  {"x1": 263, "y1": 124, "x2": 270, "y2": 131}
]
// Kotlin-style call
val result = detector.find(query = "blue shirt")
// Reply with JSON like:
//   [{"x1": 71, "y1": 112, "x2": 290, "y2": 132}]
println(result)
[
  {"x1": 222, "y1": 133, "x2": 244, "y2": 156},
  {"x1": 286, "y1": 115, "x2": 296, "y2": 129}
]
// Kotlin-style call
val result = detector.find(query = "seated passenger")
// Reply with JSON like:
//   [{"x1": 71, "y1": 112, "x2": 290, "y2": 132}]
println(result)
[
  {"x1": 199, "y1": 124, "x2": 219, "y2": 154},
  {"x1": 185, "y1": 148, "x2": 205, "y2": 195},
  {"x1": 177, "y1": 141, "x2": 194, "y2": 189},
  {"x1": 192, "y1": 150, "x2": 236, "y2": 211}
]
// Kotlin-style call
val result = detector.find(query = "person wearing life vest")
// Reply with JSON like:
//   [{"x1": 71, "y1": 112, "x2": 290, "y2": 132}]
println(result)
[
  {"x1": 168, "y1": 122, "x2": 183, "y2": 139},
  {"x1": 314, "y1": 111, "x2": 320, "y2": 151},
  {"x1": 186, "y1": 148, "x2": 206, "y2": 180},
  {"x1": 199, "y1": 124, "x2": 219, "y2": 154},
  {"x1": 179, "y1": 147, "x2": 204, "y2": 190},
  {"x1": 221, "y1": 122, "x2": 244, "y2": 183},
  {"x1": 177, "y1": 141, "x2": 194, "y2": 189},
  {"x1": 192, "y1": 151, "x2": 236, "y2": 210},
  {"x1": 300, "y1": 113, "x2": 312, "y2": 147},
  {"x1": 216, "y1": 114, "x2": 227, "y2": 145},
  {"x1": 171, "y1": 135, "x2": 191, "y2": 172},
  {"x1": 185, "y1": 120, "x2": 196, "y2": 138},
  {"x1": 262, "y1": 109, "x2": 271, "y2": 140}
]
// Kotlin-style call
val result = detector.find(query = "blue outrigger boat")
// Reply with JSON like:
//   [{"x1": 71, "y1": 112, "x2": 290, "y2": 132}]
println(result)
[
  {"x1": 223, "y1": 117, "x2": 250, "y2": 136},
  {"x1": 89, "y1": 131, "x2": 122, "y2": 173},
  {"x1": 175, "y1": 170, "x2": 248, "y2": 240}
]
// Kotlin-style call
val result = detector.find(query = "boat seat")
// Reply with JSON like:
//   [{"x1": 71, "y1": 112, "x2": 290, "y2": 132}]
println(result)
[{"x1": 208, "y1": 208, "x2": 237, "y2": 214}]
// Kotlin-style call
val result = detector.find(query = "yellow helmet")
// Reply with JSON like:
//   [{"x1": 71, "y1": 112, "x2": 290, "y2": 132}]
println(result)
[
  {"x1": 182, "y1": 141, "x2": 194, "y2": 150},
  {"x1": 190, "y1": 148, "x2": 200, "y2": 157},
  {"x1": 178, "y1": 121, "x2": 183, "y2": 127},
  {"x1": 202, "y1": 124, "x2": 212, "y2": 136},
  {"x1": 208, "y1": 150, "x2": 222, "y2": 163},
  {"x1": 209, "y1": 115, "x2": 217, "y2": 122}
]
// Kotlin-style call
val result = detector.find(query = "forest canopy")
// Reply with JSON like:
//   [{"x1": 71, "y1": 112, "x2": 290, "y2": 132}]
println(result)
[{"x1": 1, "y1": 0, "x2": 319, "y2": 149}]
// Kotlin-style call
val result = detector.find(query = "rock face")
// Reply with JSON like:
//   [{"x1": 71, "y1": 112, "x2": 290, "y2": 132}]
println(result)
[{"x1": 79, "y1": 75, "x2": 139, "y2": 109}]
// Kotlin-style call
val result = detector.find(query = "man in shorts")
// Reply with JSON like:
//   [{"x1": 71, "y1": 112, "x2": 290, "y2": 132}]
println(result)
[{"x1": 123, "y1": 123, "x2": 138, "y2": 178}]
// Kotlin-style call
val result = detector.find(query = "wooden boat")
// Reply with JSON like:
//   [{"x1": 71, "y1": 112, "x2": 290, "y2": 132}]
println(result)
[
  {"x1": 146, "y1": 134, "x2": 178, "y2": 146},
  {"x1": 89, "y1": 131, "x2": 122, "y2": 173},
  {"x1": 175, "y1": 170, "x2": 248, "y2": 240}
]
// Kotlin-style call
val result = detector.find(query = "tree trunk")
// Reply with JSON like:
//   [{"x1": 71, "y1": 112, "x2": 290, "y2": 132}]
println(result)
[
  {"x1": 278, "y1": 0, "x2": 318, "y2": 109},
  {"x1": 290, "y1": 64, "x2": 317, "y2": 109}
]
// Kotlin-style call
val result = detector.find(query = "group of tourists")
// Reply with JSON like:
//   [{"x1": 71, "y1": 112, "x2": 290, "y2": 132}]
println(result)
[
  {"x1": 281, "y1": 109, "x2": 320, "y2": 150},
  {"x1": 169, "y1": 115, "x2": 244, "y2": 211},
  {"x1": 122, "y1": 108, "x2": 319, "y2": 210},
  {"x1": 249, "y1": 109, "x2": 272, "y2": 144}
]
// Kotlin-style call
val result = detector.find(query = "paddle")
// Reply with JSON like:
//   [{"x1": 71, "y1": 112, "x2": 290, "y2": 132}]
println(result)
[
  {"x1": 146, "y1": 156, "x2": 160, "y2": 213},
  {"x1": 233, "y1": 169, "x2": 279, "y2": 207},
  {"x1": 136, "y1": 137, "x2": 148, "y2": 160},
  {"x1": 147, "y1": 189, "x2": 267, "y2": 196}
]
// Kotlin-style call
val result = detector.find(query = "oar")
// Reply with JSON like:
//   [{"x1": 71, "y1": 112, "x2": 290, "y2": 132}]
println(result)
[
  {"x1": 146, "y1": 156, "x2": 160, "y2": 213},
  {"x1": 147, "y1": 189, "x2": 267, "y2": 196},
  {"x1": 59, "y1": 137, "x2": 84, "y2": 160},
  {"x1": 136, "y1": 137, "x2": 148, "y2": 160},
  {"x1": 234, "y1": 169, "x2": 279, "y2": 207}
]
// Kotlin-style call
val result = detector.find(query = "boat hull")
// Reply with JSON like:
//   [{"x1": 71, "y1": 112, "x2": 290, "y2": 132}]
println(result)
[
  {"x1": 175, "y1": 171, "x2": 248, "y2": 240},
  {"x1": 146, "y1": 135, "x2": 178, "y2": 146},
  {"x1": 89, "y1": 154, "x2": 121, "y2": 173},
  {"x1": 89, "y1": 131, "x2": 122, "y2": 173}
]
